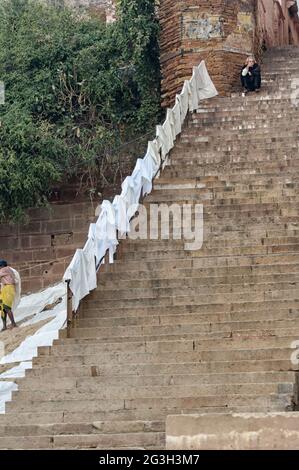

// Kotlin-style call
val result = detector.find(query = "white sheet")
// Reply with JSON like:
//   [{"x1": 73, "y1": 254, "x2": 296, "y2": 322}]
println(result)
[
  {"x1": 11, "y1": 268, "x2": 21, "y2": 311},
  {"x1": 131, "y1": 158, "x2": 153, "y2": 198},
  {"x1": 196, "y1": 62, "x2": 218, "y2": 100},
  {"x1": 121, "y1": 176, "x2": 142, "y2": 220},
  {"x1": 178, "y1": 80, "x2": 190, "y2": 122},
  {"x1": 172, "y1": 98, "x2": 182, "y2": 137},
  {"x1": 64, "y1": 250, "x2": 90, "y2": 311},
  {"x1": 113, "y1": 195, "x2": 131, "y2": 236}
]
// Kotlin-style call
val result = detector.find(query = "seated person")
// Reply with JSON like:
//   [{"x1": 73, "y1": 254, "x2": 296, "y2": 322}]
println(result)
[{"x1": 241, "y1": 56, "x2": 261, "y2": 93}]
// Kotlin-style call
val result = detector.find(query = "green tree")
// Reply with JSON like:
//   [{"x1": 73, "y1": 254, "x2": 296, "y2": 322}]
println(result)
[{"x1": 0, "y1": 0, "x2": 161, "y2": 222}]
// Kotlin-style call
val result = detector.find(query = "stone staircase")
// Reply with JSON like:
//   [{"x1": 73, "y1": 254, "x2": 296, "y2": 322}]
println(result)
[{"x1": 1, "y1": 46, "x2": 299, "y2": 449}]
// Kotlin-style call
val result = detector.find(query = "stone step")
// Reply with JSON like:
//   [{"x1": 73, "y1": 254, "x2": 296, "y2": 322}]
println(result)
[
  {"x1": 78, "y1": 308, "x2": 299, "y2": 328},
  {"x1": 81, "y1": 309, "x2": 299, "y2": 328},
  {"x1": 0, "y1": 420, "x2": 164, "y2": 437},
  {"x1": 10, "y1": 383, "x2": 296, "y2": 404},
  {"x1": 0, "y1": 431, "x2": 165, "y2": 450},
  {"x1": 82, "y1": 288, "x2": 299, "y2": 310},
  {"x1": 156, "y1": 174, "x2": 299, "y2": 187},
  {"x1": 106, "y1": 253, "x2": 299, "y2": 273},
  {"x1": 61, "y1": 327, "x2": 299, "y2": 347},
  {"x1": 90, "y1": 280, "x2": 299, "y2": 302},
  {"x1": 119, "y1": 246, "x2": 299, "y2": 261},
  {"x1": 95, "y1": 272, "x2": 299, "y2": 296},
  {"x1": 0, "y1": 404, "x2": 290, "y2": 427},
  {"x1": 52, "y1": 334, "x2": 299, "y2": 355},
  {"x1": 98, "y1": 264, "x2": 299, "y2": 285},
  {"x1": 146, "y1": 192, "x2": 299, "y2": 204},
  {"x1": 191, "y1": 110, "x2": 299, "y2": 123},
  {"x1": 31, "y1": 347, "x2": 297, "y2": 368},
  {"x1": 99, "y1": 272, "x2": 299, "y2": 291},
  {"x1": 16, "y1": 371, "x2": 297, "y2": 393},
  {"x1": 93, "y1": 300, "x2": 298, "y2": 321},
  {"x1": 21, "y1": 358, "x2": 299, "y2": 381},
  {"x1": 55, "y1": 329, "x2": 299, "y2": 353},
  {"x1": 181, "y1": 128, "x2": 299, "y2": 141},
  {"x1": 5, "y1": 394, "x2": 294, "y2": 415},
  {"x1": 162, "y1": 168, "x2": 299, "y2": 180},
  {"x1": 165, "y1": 157, "x2": 299, "y2": 170}
]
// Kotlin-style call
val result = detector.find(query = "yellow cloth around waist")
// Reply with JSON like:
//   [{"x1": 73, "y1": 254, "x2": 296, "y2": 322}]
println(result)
[{"x1": 0, "y1": 285, "x2": 16, "y2": 315}]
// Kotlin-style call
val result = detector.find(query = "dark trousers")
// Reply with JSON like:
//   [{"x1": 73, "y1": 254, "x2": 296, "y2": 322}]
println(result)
[{"x1": 241, "y1": 73, "x2": 261, "y2": 91}]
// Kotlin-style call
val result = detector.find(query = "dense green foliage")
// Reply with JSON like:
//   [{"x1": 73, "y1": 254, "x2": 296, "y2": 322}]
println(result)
[{"x1": 0, "y1": 0, "x2": 161, "y2": 221}]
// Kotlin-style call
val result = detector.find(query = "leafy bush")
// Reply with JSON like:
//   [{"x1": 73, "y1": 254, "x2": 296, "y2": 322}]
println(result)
[{"x1": 0, "y1": 0, "x2": 161, "y2": 221}]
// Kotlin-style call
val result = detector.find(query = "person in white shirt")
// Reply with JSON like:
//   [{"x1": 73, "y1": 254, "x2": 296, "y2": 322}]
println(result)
[{"x1": 241, "y1": 56, "x2": 261, "y2": 94}]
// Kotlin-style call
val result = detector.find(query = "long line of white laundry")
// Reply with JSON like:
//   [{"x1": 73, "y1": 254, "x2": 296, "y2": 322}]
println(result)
[
  {"x1": 64, "y1": 61, "x2": 218, "y2": 311},
  {"x1": 0, "y1": 61, "x2": 218, "y2": 414}
]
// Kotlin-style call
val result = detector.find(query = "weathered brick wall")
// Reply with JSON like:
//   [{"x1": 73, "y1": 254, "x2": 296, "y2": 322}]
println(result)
[{"x1": 159, "y1": 0, "x2": 256, "y2": 107}]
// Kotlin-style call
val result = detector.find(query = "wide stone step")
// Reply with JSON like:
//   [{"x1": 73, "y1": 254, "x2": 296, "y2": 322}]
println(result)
[
  {"x1": 83, "y1": 288, "x2": 299, "y2": 310},
  {"x1": 99, "y1": 263, "x2": 299, "y2": 284},
  {"x1": 5, "y1": 393, "x2": 294, "y2": 415},
  {"x1": 51, "y1": 334, "x2": 299, "y2": 356},
  {"x1": 163, "y1": 161, "x2": 299, "y2": 176},
  {"x1": 0, "y1": 419, "x2": 164, "y2": 437},
  {"x1": 99, "y1": 271, "x2": 299, "y2": 291},
  {"x1": 83, "y1": 301, "x2": 299, "y2": 323},
  {"x1": 22, "y1": 358, "x2": 299, "y2": 380},
  {"x1": 181, "y1": 129, "x2": 299, "y2": 142},
  {"x1": 93, "y1": 280, "x2": 299, "y2": 300},
  {"x1": 90, "y1": 280, "x2": 299, "y2": 302},
  {"x1": 10, "y1": 383, "x2": 295, "y2": 404},
  {"x1": 191, "y1": 111, "x2": 299, "y2": 125},
  {"x1": 31, "y1": 347, "x2": 296, "y2": 368},
  {"x1": 76, "y1": 309, "x2": 299, "y2": 328},
  {"x1": 16, "y1": 371, "x2": 297, "y2": 393},
  {"x1": 105, "y1": 253, "x2": 299, "y2": 274},
  {"x1": 78, "y1": 309, "x2": 299, "y2": 328},
  {"x1": 58, "y1": 327, "x2": 299, "y2": 347},
  {"x1": 0, "y1": 405, "x2": 289, "y2": 427},
  {"x1": 115, "y1": 245, "x2": 299, "y2": 262},
  {"x1": 0, "y1": 431, "x2": 165, "y2": 450}
]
